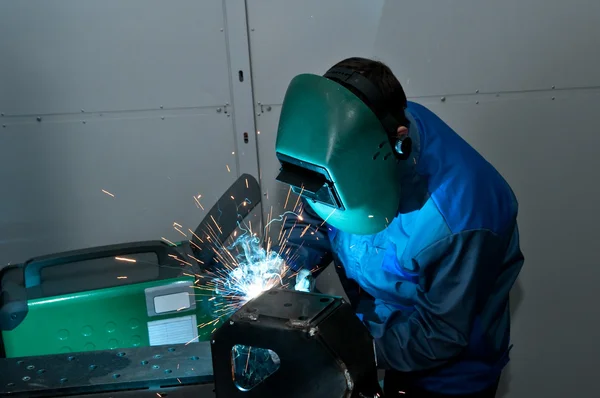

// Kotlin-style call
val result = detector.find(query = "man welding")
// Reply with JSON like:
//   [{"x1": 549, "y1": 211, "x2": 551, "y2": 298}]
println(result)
[{"x1": 273, "y1": 57, "x2": 524, "y2": 398}]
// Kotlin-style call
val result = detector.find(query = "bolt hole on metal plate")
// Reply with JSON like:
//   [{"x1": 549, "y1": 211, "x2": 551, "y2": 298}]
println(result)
[{"x1": 0, "y1": 342, "x2": 213, "y2": 396}]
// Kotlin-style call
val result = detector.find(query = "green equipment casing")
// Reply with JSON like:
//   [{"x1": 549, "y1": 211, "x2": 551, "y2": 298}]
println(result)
[
  {"x1": 0, "y1": 242, "x2": 218, "y2": 358},
  {"x1": 0, "y1": 174, "x2": 262, "y2": 359}
]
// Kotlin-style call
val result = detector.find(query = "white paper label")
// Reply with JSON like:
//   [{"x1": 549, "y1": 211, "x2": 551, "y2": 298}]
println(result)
[
  {"x1": 153, "y1": 292, "x2": 190, "y2": 314},
  {"x1": 147, "y1": 315, "x2": 198, "y2": 346}
]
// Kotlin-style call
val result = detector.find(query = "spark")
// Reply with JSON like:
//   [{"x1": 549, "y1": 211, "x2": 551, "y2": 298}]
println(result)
[
  {"x1": 226, "y1": 164, "x2": 231, "y2": 172},
  {"x1": 245, "y1": 178, "x2": 249, "y2": 188},
  {"x1": 174, "y1": 227, "x2": 188, "y2": 238},
  {"x1": 293, "y1": 187, "x2": 304, "y2": 210},
  {"x1": 368, "y1": 215, "x2": 374, "y2": 218},
  {"x1": 320, "y1": 209, "x2": 337, "y2": 226},
  {"x1": 283, "y1": 186, "x2": 292, "y2": 209},
  {"x1": 187, "y1": 254, "x2": 204, "y2": 264},
  {"x1": 185, "y1": 336, "x2": 200, "y2": 345},
  {"x1": 210, "y1": 215, "x2": 223, "y2": 234},
  {"x1": 115, "y1": 257, "x2": 136, "y2": 263},
  {"x1": 210, "y1": 233, "x2": 288, "y2": 304},
  {"x1": 161, "y1": 237, "x2": 177, "y2": 246},
  {"x1": 193, "y1": 196, "x2": 205, "y2": 210},
  {"x1": 300, "y1": 224, "x2": 311, "y2": 238},
  {"x1": 101, "y1": 189, "x2": 115, "y2": 197},
  {"x1": 173, "y1": 222, "x2": 182, "y2": 228},
  {"x1": 117, "y1": 276, "x2": 127, "y2": 279},
  {"x1": 168, "y1": 255, "x2": 193, "y2": 267},
  {"x1": 189, "y1": 229, "x2": 204, "y2": 243}
]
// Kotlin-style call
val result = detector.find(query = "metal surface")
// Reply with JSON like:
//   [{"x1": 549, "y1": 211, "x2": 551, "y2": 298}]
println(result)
[
  {"x1": 0, "y1": 342, "x2": 213, "y2": 397},
  {"x1": 211, "y1": 289, "x2": 381, "y2": 398},
  {"x1": 190, "y1": 174, "x2": 262, "y2": 270},
  {"x1": 242, "y1": 289, "x2": 334, "y2": 322},
  {"x1": 67, "y1": 384, "x2": 216, "y2": 398},
  {"x1": 23, "y1": 241, "x2": 182, "y2": 288}
]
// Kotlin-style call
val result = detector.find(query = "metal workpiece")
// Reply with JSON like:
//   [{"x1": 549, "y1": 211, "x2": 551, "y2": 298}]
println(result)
[
  {"x1": 68, "y1": 384, "x2": 217, "y2": 398},
  {"x1": 0, "y1": 342, "x2": 213, "y2": 397},
  {"x1": 211, "y1": 289, "x2": 382, "y2": 398}
]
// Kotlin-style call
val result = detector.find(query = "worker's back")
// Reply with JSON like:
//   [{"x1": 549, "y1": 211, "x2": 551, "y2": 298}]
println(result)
[{"x1": 328, "y1": 101, "x2": 524, "y2": 394}]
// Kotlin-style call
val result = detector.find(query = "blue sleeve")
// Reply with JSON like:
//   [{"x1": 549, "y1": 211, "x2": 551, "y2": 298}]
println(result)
[
  {"x1": 272, "y1": 199, "x2": 332, "y2": 272},
  {"x1": 367, "y1": 229, "x2": 509, "y2": 371}
]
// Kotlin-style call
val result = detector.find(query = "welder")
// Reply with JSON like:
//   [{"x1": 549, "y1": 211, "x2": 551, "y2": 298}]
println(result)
[{"x1": 274, "y1": 57, "x2": 524, "y2": 398}]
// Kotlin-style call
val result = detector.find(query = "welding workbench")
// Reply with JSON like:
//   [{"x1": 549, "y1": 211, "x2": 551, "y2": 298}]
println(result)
[
  {"x1": 0, "y1": 173, "x2": 381, "y2": 397},
  {"x1": 1, "y1": 289, "x2": 381, "y2": 397}
]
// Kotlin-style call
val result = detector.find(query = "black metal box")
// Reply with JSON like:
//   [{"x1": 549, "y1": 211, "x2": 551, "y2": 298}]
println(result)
[{"x1": 211, "y1": 289, "x2": 381, "y2": 398}]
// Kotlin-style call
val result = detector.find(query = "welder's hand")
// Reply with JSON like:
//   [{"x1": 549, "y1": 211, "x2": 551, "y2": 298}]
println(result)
[{"x1": 294, "y1": 268, "x2": 314, "y2": 292}]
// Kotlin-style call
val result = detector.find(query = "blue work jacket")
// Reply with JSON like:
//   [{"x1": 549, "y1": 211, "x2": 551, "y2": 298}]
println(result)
[{"x1": 278, "y1": 102, "x2": 524, "y2": 395}]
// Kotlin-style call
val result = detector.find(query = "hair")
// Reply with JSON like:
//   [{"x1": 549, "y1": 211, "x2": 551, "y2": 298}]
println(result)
[{"x1": 326, "y1": 57, "x2": 409, "y2": 128}]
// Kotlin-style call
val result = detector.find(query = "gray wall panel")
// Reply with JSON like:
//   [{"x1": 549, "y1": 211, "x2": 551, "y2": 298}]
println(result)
[
  {"x1": 247, "y1": 0, "x2": 386, "y2": 105},
  {"x1": 0, "y1": 113, "x2": 238, "y2": 265},
  {"x1": 0, "y1": 0, "x2": 230, "y2": 115},
  {"x1": 374, "y1": 0, "x2": 600, "y2": 97},
  {"x1": 249, "y1": 0, "x2": 600, "y2": 104}
]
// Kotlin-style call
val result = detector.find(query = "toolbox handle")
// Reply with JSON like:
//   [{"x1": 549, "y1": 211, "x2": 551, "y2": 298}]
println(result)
[
  {"x1": 23, "y1": 240, "x2": 183, "y2": 288},
  {"x1": 0, "y1": 266, "x2": 28, "y2": 331}
]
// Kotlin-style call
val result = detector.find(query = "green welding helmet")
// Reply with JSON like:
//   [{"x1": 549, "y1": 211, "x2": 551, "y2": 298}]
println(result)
[{"x1": 275, "y1": 67, "x2": 412, "y2": 235}]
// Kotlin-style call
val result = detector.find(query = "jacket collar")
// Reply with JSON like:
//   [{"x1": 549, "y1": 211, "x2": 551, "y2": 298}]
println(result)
[{"x1": 396, "y1": 109, "x2": 429, "y2": 214}]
